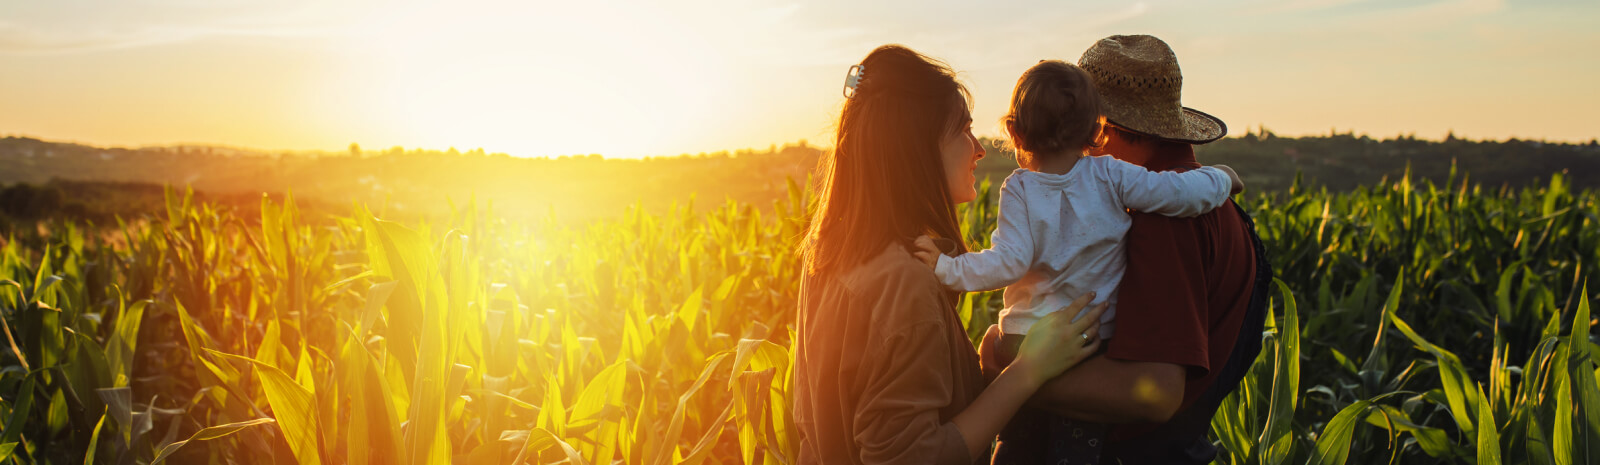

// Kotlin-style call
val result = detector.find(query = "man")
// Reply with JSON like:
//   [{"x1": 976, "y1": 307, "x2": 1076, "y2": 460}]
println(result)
[{"x1": 984, "y1": 34, "x2": 1272, "y2": 464}]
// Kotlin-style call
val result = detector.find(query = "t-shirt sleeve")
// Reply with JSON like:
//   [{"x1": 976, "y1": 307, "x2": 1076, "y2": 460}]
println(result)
[
  {"x1": 853, "y1": 318, "x2": 974, "y2": 465},
  {"x1": 1104, "y1": 212, "x2": 1212, "y2": 376},
  {"x1": 934, "y1": 175, "x2": 1033, "y2": 291},
  {"x1": 1101, "y1": 157, "x2": 1231, "y2": 217}
]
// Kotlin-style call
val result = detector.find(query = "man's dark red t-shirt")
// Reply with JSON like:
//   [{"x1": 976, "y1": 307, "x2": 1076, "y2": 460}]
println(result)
[{"x1": 1099, "y1": 142, "x2": 1270, "y2": 463}]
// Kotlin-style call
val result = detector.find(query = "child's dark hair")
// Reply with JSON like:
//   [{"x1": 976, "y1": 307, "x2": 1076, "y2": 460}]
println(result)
[{"x1": 1001, "y1": 60, "x2": 1104, "y2": 167}]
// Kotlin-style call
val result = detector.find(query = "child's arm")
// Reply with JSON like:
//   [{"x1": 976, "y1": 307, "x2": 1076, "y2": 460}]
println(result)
[
  {"x1": 1103, "y1": 157, "x2": 1236, "y2": 217},
  {"x1": 915, "y1": 177, "x2": 1035, "y2": 292}
]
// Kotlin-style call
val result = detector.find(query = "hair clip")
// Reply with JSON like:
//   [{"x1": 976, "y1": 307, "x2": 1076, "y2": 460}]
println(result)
[{"x1": 843, "y1": 64, "x2": 866, "y2": 98}]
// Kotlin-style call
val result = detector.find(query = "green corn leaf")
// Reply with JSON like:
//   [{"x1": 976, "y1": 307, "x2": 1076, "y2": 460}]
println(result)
[
  {"x1": 150, "y1": 418, "x2": 276, "y2": 464},
  {"x1": 1362, "y1": 405, "x2": 1460, "y2": 459},
  {"x1": 84, "y1": 407, "x2": 107, "y2": 464},
  {"x1": 1493, "y1": 260, "x2": 1525, "y2": 324},
  {"x1": 1310, "y1": 392, "x2": 1403, "y2": 465},
  {"x1": 1387, "y1": 278, "x2": 1479, "y2": 435},
  {"x1": 1258, "y1": 279, "x2": 1300, "y2": 465},
  {"x1": 1569, "y1": 288, "x2": 1600, "y2": 465},
  {"x1": 1478, "y1": 384, "x2": 1502, "y2": 465},
  {"x1": 1, "y1": 376, "x2": 37, "y2": 447},
  {"x1": 30, "y1": 244, "x2": 53, "y2": 301},
  {"x1": 66, "y1": 331, "x2": 110, "y2": 413},
  {"x1": 1554, "y1": 321, "x2": 1574, "y2": 465},
  {"x1": 1359, "y1": 274, "x2": 1401, "y2": 392},
  {"x1": 1329, "y1": 347, "x2": 1358, "y2": 375},
  {"x1": 95, "y1": 386, "x2": 132, "y2": 445},
  {"x1": 46, "y1": 388, "x2": 67, "y2": 434},
  {"x1": 1556, "y1": 369, "x2": 1575, "y2": 465},
  {"x1": 105, "y1": 299, "x2": 145, "y2": 388}
]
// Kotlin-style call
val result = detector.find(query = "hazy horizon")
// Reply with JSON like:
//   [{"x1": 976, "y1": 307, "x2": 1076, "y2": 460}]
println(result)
[
  {"x1": 3, "y1": 0, "x2": 1597, "y2": 159},
  {"x1": 9, "y1": 125, "x2": 1595, "y2": 162}
]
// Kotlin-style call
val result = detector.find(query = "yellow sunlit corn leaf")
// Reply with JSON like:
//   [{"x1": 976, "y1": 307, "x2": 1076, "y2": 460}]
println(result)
[
  {"x1": 208, "y1": 349, "x2": 324, "y2": 465},
  {"x1": 570, "y1": 360, "x2": 626, "y2": 465}
]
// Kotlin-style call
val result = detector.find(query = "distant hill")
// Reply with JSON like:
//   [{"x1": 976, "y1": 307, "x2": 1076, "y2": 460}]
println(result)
[
  {"x1": 0, "y1": 137, "x2": 824, "y2": 224},
  {"x1": 1, "y1": 133, "x2": 1596, "y2": 226},
  {"x1": 1194, "y1": 130, "x2": 1600, "y2": 193}
]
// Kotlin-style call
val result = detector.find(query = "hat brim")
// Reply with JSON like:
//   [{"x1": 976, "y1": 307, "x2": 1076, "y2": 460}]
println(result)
[{"x1": 1106, "y1": 107, "x2": 1228, "y2": 145}]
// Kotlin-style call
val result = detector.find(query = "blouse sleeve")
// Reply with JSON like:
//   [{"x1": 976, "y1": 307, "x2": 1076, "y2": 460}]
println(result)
[
  {"x1": 853, "y1": 320, "x2": 974, "y2": 465},
  {"x1": 1102, "y1": 157, "x2": 1231, "y2": 217},
  {"x1": 933, "y1": 176, "x2": 1033, "y2": 291}
]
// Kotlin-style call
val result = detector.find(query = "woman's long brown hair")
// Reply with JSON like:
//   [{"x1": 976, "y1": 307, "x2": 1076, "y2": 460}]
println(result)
[{"x1": 801, "y1": 45, "x2": 972, "y2": 275}]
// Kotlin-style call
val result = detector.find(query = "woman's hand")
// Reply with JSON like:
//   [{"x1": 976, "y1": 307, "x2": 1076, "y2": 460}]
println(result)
[
  {"x1": 1212, "y1": 164, "x2": 1244, "y2": 195},
  {"x1": 1009, "y1": 292, "x2": 1108, "y2": 388},
  {"x1": 910, "y1": 235, "x2": 939, "y2": 268},
  {"x1": 953, "y1": 294, "x2": 1106, "y2": 462}
]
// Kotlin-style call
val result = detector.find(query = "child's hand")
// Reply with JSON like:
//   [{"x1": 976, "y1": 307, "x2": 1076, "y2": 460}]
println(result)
[
  {"x1": 1213, "y1": 164, "x2": 1244, "y2": 195},
  {"x1": 911, "y1": 235, "x2": 940, "y2": 268}
]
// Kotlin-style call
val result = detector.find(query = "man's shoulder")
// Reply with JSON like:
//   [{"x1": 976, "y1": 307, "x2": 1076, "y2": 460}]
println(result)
[
  {"x1": 1130, "y1": 200, "x2": 1248, "y2": 226},
  {"x1": 1126, "y1": 200, "x2": 1257, "y2": 250}
]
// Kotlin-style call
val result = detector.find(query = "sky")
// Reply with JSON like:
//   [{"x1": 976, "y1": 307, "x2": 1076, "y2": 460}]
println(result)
[{"x1": 1, "y1": 0, "x2": 1596, "y2": 159}]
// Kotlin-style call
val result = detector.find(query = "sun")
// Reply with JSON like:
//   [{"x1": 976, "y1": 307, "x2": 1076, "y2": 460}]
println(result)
[{"x1": 340, "y1": 1, "x2": 736, "y2": 159}]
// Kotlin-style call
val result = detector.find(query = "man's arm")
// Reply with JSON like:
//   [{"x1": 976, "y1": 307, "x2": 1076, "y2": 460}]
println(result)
[
  {"x1": 977, "y1": 328, "x2": 1184, "y2": 424},
  {"x1": 1027, "y1": 355, "x2": 1185, "y2": 423}
]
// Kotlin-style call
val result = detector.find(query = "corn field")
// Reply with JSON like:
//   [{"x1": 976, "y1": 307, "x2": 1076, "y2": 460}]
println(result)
[{"x1": 0, "y1": 167, "x2": 1596, "y2": 464}]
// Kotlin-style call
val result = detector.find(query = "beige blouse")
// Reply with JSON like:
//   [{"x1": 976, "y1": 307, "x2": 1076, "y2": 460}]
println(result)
[{"x1": 794, "y1": 243, "x2": 986, "y2": 465}]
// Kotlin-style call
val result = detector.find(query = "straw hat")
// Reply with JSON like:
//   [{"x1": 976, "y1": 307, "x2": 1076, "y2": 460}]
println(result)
[{"x1": 1078, "y1": 35, "x2": 1226, "y2": 144}]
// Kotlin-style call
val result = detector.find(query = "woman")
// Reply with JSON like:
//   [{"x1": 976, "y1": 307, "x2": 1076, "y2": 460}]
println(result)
[{"x1": 794, "y1": 44, "x2": 1108, "y2": 464}]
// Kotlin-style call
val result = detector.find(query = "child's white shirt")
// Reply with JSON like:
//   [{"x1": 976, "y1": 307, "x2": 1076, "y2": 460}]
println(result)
[{"x1": 933, "y1": 155, "x2": 1233, "y2": 338}]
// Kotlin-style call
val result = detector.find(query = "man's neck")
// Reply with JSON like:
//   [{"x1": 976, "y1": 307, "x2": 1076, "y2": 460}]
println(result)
[
  {"x1": 1102, "y1": 138, "x2": 1200, "y2": 172},
  {"x1": 1141, "y1": 143, "x2": 1200, "y2": 172}
]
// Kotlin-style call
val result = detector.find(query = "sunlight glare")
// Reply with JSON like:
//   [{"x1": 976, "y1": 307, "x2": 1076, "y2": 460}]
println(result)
[{"x1": 345, "y1": 1, "x2": 736, "y2": 158}]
